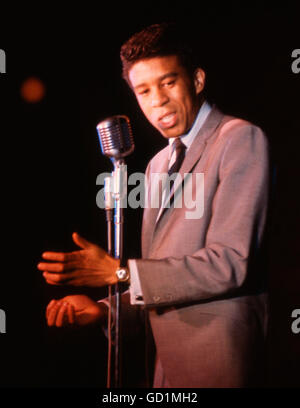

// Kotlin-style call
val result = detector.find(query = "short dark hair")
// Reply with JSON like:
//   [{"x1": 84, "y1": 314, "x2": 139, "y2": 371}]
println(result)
[{"x1": 120, "y1": 22, "x2": 201, "y2": 86}]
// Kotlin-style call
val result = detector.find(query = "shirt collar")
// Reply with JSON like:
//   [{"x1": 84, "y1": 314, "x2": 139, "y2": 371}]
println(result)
[{"x1": 168, "y1": 100, "x2": 212, "y2": 159}]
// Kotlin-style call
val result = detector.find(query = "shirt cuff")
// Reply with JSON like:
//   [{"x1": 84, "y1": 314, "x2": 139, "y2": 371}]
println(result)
[
  {"x1": 128, "y1": 259, "x2": 145, "y2": 305},
  {"x1": 97, "y1": 297, "x2": 113, "y2": 339}
]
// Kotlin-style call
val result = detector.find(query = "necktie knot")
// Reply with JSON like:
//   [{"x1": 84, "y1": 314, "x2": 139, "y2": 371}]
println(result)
[
  {"x1": 168, "y1": 138, "x2": 186, "y2": 177},
  {"x1": 173, "y1": 137, "x2": 185, "y2": 158}
]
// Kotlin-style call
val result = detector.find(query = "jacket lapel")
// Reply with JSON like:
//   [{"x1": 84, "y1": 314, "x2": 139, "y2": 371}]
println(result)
[{"x1": 141, "y1": 146, "x2": 169, "y2": 257}]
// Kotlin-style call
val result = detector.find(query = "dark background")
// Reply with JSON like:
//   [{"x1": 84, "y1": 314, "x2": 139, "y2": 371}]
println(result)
[{"x1": 0, "y1": 3, "x2": 299, "y2": 388}]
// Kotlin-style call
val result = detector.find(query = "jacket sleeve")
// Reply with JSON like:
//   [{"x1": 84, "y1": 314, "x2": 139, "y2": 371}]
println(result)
[{"x1": 134, "y1": 123, "x2": 270, "y2": 307}]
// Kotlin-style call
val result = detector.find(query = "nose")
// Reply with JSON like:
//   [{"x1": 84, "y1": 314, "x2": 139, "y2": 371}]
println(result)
[{"x1": 150, "y1": 87, "x2": 169, "y2": 108}]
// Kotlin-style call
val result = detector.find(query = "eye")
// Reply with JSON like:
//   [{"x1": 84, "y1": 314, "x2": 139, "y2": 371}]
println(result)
[
  {"x1": 138, "y1": 89, "x2": 149, "y2": 96},
  {"x1": 163, "y1": 80, "x2": 175, "y2": 87}
]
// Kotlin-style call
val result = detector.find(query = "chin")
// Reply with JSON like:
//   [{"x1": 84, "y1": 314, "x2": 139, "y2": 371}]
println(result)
[{"x1": 161, "y1": 126, "x2": 184, "y2": 139}]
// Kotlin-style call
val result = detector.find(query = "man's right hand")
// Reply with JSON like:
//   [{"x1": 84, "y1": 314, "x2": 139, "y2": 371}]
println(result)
[{"x1": 46, "y1": 295, "x2": 108, "y2": 327}]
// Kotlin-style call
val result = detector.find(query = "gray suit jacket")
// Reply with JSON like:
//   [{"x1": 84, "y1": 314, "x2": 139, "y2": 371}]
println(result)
[{"x1": 126, "y1": 106, "x2": 269, "y2": 387}]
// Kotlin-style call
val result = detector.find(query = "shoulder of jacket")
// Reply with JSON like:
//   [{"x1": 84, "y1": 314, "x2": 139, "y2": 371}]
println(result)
[{"x1": 218, "y1": 114, "x2": 267, "y2": 143}]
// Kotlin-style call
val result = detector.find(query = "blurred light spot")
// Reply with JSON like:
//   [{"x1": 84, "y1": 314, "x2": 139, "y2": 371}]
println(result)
[{"x1": 20, "y1": 77, "x2": 46, "y2": 103}]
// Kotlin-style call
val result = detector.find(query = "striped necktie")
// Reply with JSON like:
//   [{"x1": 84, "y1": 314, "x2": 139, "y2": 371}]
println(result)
[
  {"x1": 158, "y1": 138, "x2": 186, "y2": 217},
  {"x1": 168, "y1": 137, "x2": 186, "y2": 177}
]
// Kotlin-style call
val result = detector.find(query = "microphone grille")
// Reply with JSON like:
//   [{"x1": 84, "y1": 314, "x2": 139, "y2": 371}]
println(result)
[{"x1": 97, "y1": 115, "x2": 134, "y2": 159}]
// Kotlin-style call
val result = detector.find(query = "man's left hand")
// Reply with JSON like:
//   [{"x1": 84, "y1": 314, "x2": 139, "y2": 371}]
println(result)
[{"x1": 38, "y1": 232, "x2": 119, "y2": 287}]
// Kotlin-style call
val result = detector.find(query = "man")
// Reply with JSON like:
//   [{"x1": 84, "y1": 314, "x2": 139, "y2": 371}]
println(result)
[{"x1": 38, "y1": 23, "x2": 269, "y2": 387}]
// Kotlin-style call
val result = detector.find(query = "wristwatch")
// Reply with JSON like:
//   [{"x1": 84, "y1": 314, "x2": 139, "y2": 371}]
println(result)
[{"x1": 115, "y1": 266, "x2": 130, "y2": 283}]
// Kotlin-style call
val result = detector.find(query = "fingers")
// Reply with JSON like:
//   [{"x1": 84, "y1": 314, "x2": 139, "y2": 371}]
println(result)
[
  {"x1": 38, "y1": 256, "x2": 81, "y2": 286},
  {"x1": 47, "y1": 300, "x2": 63, "y2": 326},
  {"x1": 46, "y1": 299, "x2": 56, "y2": 320},
  {"x1": 56, "y1": 302, "x2": 69, "y2": 327},
  {"x1": 42, "y1": 271, "x2": 70, "y2": 285},
  {"x1": 72, "y1": 232, "x2": 93, "y2": 250},
  {"x1": 40, "y1": 232, "x2": 94, "y2": 266},
  {"x1": 41, "y1": 252, "x2": 75, "y2": 262},
  {"x1": 38, "y1": 262, "x2": 63, "y2": 273},
  {"x1": 67, "y1": 303, "x2": 75, "y2": 325},
  {"x1": 37, "y1": 261, "x2": 78, "y2": 273},
  {"x1": 46, "y1": 300, "x2": 75, "y2": 327}
]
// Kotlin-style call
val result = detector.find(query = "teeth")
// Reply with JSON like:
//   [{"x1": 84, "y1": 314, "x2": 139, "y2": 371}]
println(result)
[{"x1": 161, "y1": 113, "x2": 174, "y2": 122}]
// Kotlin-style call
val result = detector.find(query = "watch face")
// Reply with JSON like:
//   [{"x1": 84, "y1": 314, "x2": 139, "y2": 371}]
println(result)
[
  {"x1": 116, "y1": 268, "x2": 129, "y2": 282},
  {"x1": 118, "y1": 269, "x2": 126, "y2": 279}
]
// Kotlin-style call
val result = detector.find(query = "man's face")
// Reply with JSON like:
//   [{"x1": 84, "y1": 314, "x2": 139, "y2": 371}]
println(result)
[{"x1": 128, "y1": 55, "x2": 205, "y2": 138}]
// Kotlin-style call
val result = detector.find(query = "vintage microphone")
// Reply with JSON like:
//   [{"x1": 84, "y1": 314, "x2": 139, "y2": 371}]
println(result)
[
  {"x1": 96, "y1": 115, "x2": 134, "y2": 388},
  {"x1": 97, "y1": 115, "x2": 134, "y2": 160}
]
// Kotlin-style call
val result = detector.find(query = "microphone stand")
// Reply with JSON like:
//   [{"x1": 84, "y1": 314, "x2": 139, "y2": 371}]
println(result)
[
  {"x1": 97, "y1": 114, "x2": 133, "y2": 388},
  {"x1": 106, "y1": 159, "x2": 127, "y2": 388},
  {"x1": 104, "y1": 176, "x2": 114, "y2": 388}
]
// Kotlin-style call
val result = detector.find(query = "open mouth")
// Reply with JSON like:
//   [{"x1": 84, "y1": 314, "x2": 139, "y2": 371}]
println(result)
[{"x1": 158, "y1": 112, "x2": 177, "y2": 129}]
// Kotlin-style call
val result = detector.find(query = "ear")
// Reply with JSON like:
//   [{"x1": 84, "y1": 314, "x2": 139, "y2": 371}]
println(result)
[{"x1": 193, "y1": 68, "x2": 205, "y2": 95}]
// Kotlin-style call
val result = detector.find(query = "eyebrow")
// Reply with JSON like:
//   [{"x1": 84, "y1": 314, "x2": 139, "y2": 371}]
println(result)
[{"x1": 134, "y1": 72, "x2": 178, "y2": 90}]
